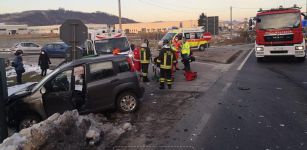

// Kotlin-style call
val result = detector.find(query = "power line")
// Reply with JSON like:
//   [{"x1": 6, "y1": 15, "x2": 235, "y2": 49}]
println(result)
[{"x1": 137, "y1": 0, "x2": 199, "y2": 13}]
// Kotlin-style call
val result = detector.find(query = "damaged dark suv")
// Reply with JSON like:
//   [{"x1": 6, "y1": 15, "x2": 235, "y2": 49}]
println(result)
[{"x1": 6, "y1": 55, "x2": 144, "y2": 130}]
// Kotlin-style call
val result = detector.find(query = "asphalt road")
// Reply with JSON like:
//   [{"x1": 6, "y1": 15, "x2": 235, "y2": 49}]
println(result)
[{"x1": 157, "y1": 51, "x2": 307, "y2": 150}]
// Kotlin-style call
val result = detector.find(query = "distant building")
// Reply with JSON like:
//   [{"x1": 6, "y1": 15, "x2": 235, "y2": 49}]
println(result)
[
  {"x1": 0, "y1": 23, "x2": 28, "y2": 35},
  {"x1": 0, "y1": 23, "x2": 108, "y2": 35},
  {"x1": 115, "y1": 20, "x2": 198, "y2": 33},
  {"x1": 28, "y1": 24, "x2": 108, "y2": 34}
]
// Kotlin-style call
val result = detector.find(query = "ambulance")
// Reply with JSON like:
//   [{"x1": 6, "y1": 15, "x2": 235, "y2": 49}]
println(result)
[
  {"x1": 158, "y1": 27, "x2": 211, "y2": 51},
  {"x1": 85, "y1": 28, "x2": 133, "y2": 57}
]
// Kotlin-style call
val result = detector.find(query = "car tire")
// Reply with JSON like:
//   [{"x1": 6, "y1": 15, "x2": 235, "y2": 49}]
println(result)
[
  {"x1": 19, "y1": 114, "x2": 41, "y2": 131},
  {"x1": 257, "y1": 57, "x2": 264, "y2": 63},
  {"x1": 199, "y1": 44, "x2": 206, "y2": 51},
  {"x1": 117, "y1": 92, "x2": 139, "y2": 113},
  {"x1": 297, "y1": 57, "x2": 305, "y2": 62}
]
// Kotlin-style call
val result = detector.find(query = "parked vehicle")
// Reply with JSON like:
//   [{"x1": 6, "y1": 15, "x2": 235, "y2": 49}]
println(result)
[
  {"x1": 158, "y1": 27, "x2": 211, "y2": 51},
  {"x1": 6, "y1": 54, "x2": 144, "y2": 130},
  {"x1": 85, "y1": 28, "x2": 133, "y2": 56},
  {"x1": 253, "y1": 5, "x2": 306, "y2": 62},
  {"x1": 11, "y1": 42, "x2": 42, "y2": 55},
  {"x1": 41, "y1": 42, "x2": 70, "y2": 58}
]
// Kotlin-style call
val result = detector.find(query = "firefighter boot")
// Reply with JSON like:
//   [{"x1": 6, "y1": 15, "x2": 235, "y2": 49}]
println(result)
[
  {"x1": 159, "y1": 83, "x2": 165, "y2": 89},
  {"x1": 167, "y1": 84, "x2": 172, "y2": 89}
]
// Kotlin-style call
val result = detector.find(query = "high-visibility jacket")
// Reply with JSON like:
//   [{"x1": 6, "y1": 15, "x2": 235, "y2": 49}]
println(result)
[
  {"x1": 171, "y1": 40, "x2": 181, "y2": 52},
  {"x1": 157, "y1": 48, "x2": 176, "y2": 69},
  {"x1": 181, "y1": 42, "x2": 190, "y2": 56},
  {"x1": 140, "y1": 47, "x2": 151, "y2": 64}
]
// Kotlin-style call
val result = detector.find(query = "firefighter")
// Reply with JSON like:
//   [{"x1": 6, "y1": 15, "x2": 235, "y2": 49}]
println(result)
[
  {"x1": 181, "y1": 37, "x2": 191, "y2": 71},
  {"x1": 157, "y1": 40, "x2": 177, "y2": 89},
  {"x1": 140, "y1": 43, "x2": 151, "y2": 82}
]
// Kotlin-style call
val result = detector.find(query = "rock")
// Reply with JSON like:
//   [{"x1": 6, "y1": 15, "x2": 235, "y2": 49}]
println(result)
[
  {"x1": 86, "y1": 126, "x2": 102, "y2": 146},
  {"x1": 122, "y1": 123, "x2": 132, "y2": 131},
  {"x1": 0, "y1": 110, "x2": 128, "y2": 150}
]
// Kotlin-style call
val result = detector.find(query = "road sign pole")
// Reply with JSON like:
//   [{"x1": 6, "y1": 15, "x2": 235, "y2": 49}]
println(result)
[
  {"x1": 60, "y1": 19, "x2": 88, "y2": 61},
  {"x1": 0, "y1": 58, "x2": 8, "y2": 143},
  {"x1": 73, "y1": 24, "x2": 76, "y2": 61}
]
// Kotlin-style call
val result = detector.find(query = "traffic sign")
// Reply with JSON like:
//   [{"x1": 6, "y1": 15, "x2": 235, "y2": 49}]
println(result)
[
  {"x1": 203, "y1": 32, "x2": 212, "y2": 41},
  {"x1": 60, "y1": 19, "x2": 88, "y2": 46}
]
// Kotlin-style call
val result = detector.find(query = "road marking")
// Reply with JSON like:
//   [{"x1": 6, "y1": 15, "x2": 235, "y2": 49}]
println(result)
[
  {"x1": 222, "y1": 82, "x2": 232, "y2": 92},
  {"x1": 237, "y1": 48, "x2": 254, "y2": 71},
  {"x1": 189, "y1": 113, "x2": 211, "y2": 140}
]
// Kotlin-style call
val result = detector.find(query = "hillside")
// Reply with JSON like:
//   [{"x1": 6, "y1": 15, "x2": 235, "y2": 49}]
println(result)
[{"x1": 0, "y1": 9, "x2": 137, "y2": 26}]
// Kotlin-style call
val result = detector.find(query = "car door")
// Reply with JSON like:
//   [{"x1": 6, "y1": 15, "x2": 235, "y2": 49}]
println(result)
[
  {"x1": 54, "y1": 44, "x2": 66, "y2": 57},
  {"x1": 44, "y1": 44, "x2": 54, "y2": 56},
  {"x1": 85, "y1": 61, "x2": 118, "y2": 111},
  {"x1": 41, "y1": 69, "x2": 75, "y2": 116},
  {"x1": 21, "y1": 43, "x2": 29, "y2": 51}
]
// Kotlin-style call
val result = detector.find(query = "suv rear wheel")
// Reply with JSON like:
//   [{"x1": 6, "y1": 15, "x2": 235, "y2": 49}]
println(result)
[{"x1": 117, "y1": 92, "x2": 139, "y2": 113}]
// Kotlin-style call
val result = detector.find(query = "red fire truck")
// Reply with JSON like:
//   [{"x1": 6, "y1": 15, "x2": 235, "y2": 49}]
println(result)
[{"x1": 254, "y1": 5, "x2": 306, "y2": 62}]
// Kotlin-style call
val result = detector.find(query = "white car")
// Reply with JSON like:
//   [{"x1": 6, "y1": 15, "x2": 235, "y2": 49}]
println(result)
[{"x1": 11, "y1": 42, "x2": 42, "y2": 55}]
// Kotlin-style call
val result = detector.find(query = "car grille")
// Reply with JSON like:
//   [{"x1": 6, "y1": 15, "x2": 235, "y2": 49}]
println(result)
[
  {"x1": 264, "y1": 34, "x2": 293, "y2": 42},
  {"x1": 270, "y1": 50, "x2": 288, "y2": 54}
]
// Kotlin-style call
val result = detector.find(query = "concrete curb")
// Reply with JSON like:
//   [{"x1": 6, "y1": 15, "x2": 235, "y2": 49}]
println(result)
[{"x1": 195, "y1": 50, "x2": 243, "y2": 64}]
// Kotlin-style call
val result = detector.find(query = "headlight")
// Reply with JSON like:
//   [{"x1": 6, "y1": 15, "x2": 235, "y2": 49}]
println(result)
[
  {"x1": 256, "y1": 47, "x2": 264, "y2": 51},
  {"x1": 295, "y1": 46, "x2": 304, "y2": 50}
]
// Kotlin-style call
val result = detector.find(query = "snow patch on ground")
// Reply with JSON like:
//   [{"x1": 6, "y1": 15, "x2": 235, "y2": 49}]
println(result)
[
  {"x1": 0, "y1": 111, "x2": 131, "y2": 150},
  {"x1": 7, "y1": 82, "x2": 36, "y2": 96},
  {"x1": 6, "y1": 64, "x2": 52, "y2": 78}
]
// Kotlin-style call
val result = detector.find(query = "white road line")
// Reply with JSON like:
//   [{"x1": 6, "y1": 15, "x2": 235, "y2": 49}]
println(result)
[
  {"x1": 237, "y1": 48, "x2": 254, "y2": 71},
  {"x1": 222, "y1": 82, "x2": 232, "y2": 92},
  {"x1": 189, "y1": 113, "x2": 211, "y2": 140}
]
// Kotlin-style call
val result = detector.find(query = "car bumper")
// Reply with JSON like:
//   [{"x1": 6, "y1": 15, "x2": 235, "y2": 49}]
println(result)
[{"x1": 255, "y1": 43, "x2": 306, "y2": 58}]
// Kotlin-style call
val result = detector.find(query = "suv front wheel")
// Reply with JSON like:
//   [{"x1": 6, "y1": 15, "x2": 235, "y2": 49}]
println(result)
[
  {"x1": 19, "y1": 114, "x2": 41, "y2": 130},
  {"x1": 117, "y1": 92, "x2": 139, "y2": 113}
]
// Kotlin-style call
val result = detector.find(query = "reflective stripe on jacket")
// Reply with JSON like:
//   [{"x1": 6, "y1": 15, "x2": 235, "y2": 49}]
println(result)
[
  {"x1": 140, "y1": 48, "x2": 150, "y2": 64},
  {"x1": 157, "y1": 49, "x2": 176, "y2": 70},
  {"x1": 181, "y1": 43, "x2": 190, "y2": 55}
]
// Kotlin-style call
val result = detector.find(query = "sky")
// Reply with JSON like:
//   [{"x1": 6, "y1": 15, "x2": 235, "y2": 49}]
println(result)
[{"x1": 0, "y1": 0, "x2": 306, "y2": 22}]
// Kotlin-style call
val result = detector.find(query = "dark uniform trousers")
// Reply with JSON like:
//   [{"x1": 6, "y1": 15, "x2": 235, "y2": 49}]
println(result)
[
  {"x1": 141, "y1": 63, "x2": 149, "y2": 77},
  {"x1": 160, "y1": 68, "x2": 172, "y2": 85}
]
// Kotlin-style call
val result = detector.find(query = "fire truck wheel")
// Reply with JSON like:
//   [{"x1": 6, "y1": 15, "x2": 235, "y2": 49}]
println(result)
[
  {"x1": 297, "y1": 57, "x2": 305, "y2": 62},
  {"x1": 257, "y1": 57, "x2": 264, "y2": 63}
]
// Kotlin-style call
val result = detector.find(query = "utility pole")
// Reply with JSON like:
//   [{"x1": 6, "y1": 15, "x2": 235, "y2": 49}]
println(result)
[
  {"x1": 0, "y1": 58, "x2": 8, "y2": 143},
  {"x1": 230, "y1": 6, "x2": 233, "y2": 40},
  {"x1": 118, "y1": 0, "x2": 122, "y2": 30}
]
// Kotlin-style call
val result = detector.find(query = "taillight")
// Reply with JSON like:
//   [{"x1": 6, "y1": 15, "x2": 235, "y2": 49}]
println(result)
[{"x1": 126, "y1": 57, "x2": 136, "y2": 72}]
